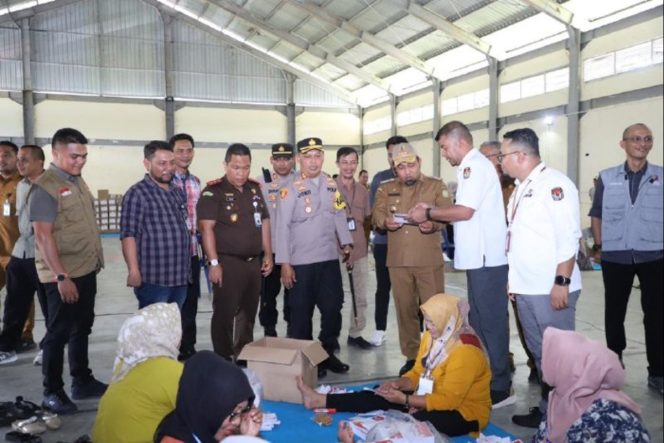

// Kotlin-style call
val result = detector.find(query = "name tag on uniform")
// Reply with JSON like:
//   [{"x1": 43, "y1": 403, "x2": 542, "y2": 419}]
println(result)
[
  {"x1": 2, "y1": 200, "x2": 10, "y2": 217},
  {"x1": 347, "y1": 218, "x2": 356, "y2": 231},
  {"x1": 254, "y1": 212, "x2": 262, "y2": 228},
  {"x1": 416, "y1": 376, "x2": 434, "y2": 395}
]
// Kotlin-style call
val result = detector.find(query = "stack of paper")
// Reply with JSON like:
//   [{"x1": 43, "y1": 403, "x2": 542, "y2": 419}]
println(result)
[{"x1": 260, "y1": 412, "x2": 280, "y2": 431}]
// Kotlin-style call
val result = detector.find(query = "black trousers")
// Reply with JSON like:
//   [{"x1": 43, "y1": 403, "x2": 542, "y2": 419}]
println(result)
[
  {"x1": 180, "y1": 256, "x2": 201, "y2": 353},
  {"x1": 42, "y1": 272, "x2": 97, "y2": 394},
  {"x1": 258, "y1": 255, "x2": 290, "y2": 331},
  {"x1": 602, "y1": 258, "x2": 663, "y2": 377},
  {"x1": 372, "y1": 243, "x2": 391, "y2": 331},
  {"x1": 0, "y1": 257, "x2": 47, "y2": 352},
  {"x1": 327, "y1": 391, "x2": 478, "y2": 437},
  {"x1": 287, "y1": 260, "x2": 343, "y2": 353}
]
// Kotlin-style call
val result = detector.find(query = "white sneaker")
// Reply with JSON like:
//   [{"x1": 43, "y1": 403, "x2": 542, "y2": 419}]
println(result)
[
  {"x1": 0, "y1": 350, "x2": 17, "y2": 365},
  {"x1": 33, "y1": 349, "x2": 43, "y2": 366},
  {"x1": 369, "y1": 330, "x2": 386, "y2": 347}
]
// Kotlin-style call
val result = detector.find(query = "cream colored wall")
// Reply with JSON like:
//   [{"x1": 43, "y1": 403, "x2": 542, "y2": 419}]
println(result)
[
  {"x1": 0, "y1": 98, "x2": 23, "y2": 138},
  {"x1": 35, "y1": 100, "x2": 165, "y2": 141},
  {"x1": 499, "y1": 117, "x2": 568, "y2": 174},
  {"x1": 296, "y1": 111, "x2": 361, "y2": 146},
  {"x1": 176, "y1": 107, "x2": 286, "y2": 144}
]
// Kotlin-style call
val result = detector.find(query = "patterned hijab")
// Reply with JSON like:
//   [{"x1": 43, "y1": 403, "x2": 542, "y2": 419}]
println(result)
[
  {"x1": 110, "y1": 302, "x2": 182, "y2": 384},
  {"x1": 419, "y1": 294, "x2": 473, "y2": 370},
  {"x1": 542, "y1": 328, "x2": 641, "y2": 443}
]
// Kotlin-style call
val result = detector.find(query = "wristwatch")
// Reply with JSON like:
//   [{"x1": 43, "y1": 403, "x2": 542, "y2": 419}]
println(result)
[
  {"x1": 554, "y1": 275, "x2": 571, "y2": 286},
  {"x1": 56, "y1": 273, "x2": 68, "y2": 282},
  {"x1": 425, "y1": 207, "x2": 432, "y2": 221},
  {"x1": 208, "y1": 259, "x2": 220, "y2": 267}
]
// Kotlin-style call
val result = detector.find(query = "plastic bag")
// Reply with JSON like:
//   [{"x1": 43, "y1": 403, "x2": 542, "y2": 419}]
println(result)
[
  {"x1": 242, "y1": 367, "x2": 263, "y2": 407},
  {"x1": 351, "y1": 410, "x2": 452, "y2": 443}
]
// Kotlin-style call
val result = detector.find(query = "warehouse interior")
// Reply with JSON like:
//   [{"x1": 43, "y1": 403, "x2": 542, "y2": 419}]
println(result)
[{"x1": 0, "y1": 0, "x2": 663, "y2": 441}]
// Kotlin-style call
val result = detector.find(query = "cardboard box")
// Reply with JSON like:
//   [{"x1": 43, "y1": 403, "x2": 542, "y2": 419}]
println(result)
[
  {"x1": 237, "y1": 337, "x2": 328, "y2": 404},
  {"x1": 97, "y1": 189, "x2": 110, "y2": 199}
]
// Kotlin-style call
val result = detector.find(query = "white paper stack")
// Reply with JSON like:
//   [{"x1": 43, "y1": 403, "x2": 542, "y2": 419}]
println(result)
[{"x1": 260, "y1": 412, "x2": 281, "y2": 431}]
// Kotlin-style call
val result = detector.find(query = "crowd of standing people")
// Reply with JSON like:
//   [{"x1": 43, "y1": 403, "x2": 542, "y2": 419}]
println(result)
[{"x1": 0, "y1": 120, "x2": 660, "y2": 442}]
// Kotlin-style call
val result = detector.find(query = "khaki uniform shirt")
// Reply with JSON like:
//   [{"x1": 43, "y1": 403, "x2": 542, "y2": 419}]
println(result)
[
  {"x1": 0, "y1": 173, "x2": 21, "y2": 259},
  {"x1": 275, "y1": 172, "x2": 353, "y2": 266},
  {"x1": 335, "y1": 177, "x2": 370, "y2": 262},
  {"x1": 373, "y1": 175, "x2": 451, "y2": 267},
  {"x1": 256, "y1": 170, "x2": 295, "y2": 252},
  {"x1": 197, "y1": 177, "x2": 269, "y2": 258}
]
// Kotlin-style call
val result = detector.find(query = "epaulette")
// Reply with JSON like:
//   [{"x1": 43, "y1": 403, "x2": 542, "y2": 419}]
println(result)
[
  {"x1": 206, "y1": 177, "x2": 223, "y2": 187},
  {"x1": 380, "y1": 178, "x2": 395, "y2": 184}
]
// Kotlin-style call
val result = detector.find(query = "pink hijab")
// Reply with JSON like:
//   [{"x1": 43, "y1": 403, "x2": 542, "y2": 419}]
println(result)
[{"x1": 542, "y1": 328, "x2": 641, "y2": 443}]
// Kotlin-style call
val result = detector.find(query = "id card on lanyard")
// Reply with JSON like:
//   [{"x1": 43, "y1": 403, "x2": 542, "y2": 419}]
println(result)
[{"x1": 416, "y1": 376, "x2": 434, "y2": 395}]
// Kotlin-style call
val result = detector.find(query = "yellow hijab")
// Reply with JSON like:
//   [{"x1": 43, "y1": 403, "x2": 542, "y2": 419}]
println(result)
[{"x1": 420, "y1": 294, "x2": 465, "y2": 370}]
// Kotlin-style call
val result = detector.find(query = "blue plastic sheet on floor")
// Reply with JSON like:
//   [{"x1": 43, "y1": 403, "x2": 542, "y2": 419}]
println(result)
[{"x1": 261, "y1": 385, "x2": 516, "y2": 443}]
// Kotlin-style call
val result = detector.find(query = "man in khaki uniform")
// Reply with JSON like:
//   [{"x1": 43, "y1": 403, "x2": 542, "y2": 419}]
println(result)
[
  {"x1": 0, "y1": 141, "x2": 21, "y2": 304},
  {"x1": 372, "y1": 143, "x2": 451, "y2": 375}
]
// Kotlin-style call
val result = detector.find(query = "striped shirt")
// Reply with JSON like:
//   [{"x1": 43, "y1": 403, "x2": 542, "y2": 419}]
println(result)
[{"x1": 120, "y1": 175, "x2": 190, "y2": 286}]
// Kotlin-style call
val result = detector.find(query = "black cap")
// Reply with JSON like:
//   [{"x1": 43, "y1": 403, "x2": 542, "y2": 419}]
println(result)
[
  {"x1": 297, "y1": 137, "x2": 323, "y2": 154},
  {"x1": 271, "y1": 143, "x2": 294, "y2": 156}
]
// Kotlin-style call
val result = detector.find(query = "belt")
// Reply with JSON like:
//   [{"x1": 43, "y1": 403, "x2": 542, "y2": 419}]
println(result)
[{"x1": 220, "y1": 253, "x2": 261, "y2": 263}]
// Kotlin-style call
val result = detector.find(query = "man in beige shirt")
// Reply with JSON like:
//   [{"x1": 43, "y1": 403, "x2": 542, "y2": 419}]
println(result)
[{"x1": 373, "y1": 143, "x2": 451, "y2": 375}]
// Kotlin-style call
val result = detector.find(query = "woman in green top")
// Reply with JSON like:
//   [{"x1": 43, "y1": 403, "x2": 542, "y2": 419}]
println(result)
[{"x1": 93, "y1": 303, "x2": 184, "y2": 443}]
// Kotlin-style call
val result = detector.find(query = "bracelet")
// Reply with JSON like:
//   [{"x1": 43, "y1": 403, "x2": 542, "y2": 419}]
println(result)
[{"x1": 404, "y1": 394, "x2": 410, "y2": 409}]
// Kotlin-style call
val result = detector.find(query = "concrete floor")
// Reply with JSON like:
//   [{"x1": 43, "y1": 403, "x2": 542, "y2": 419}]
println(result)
[{"x1": 0, "y1": 236, "x2": 662, "y2": 442}]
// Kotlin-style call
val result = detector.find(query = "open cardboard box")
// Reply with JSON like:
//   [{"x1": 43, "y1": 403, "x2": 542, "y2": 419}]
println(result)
[{"x1": 238, "y1": 337, "x2": 328, "y2": 404}]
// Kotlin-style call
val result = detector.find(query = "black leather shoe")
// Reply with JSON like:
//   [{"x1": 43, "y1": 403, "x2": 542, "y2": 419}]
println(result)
[
  {"x1": 317, "y1": 365, "x2": 327, "y2": 378},
  {"x1": 398, "y1": 359, "x2": 415, "y2": 376},
  {"x1": 512, "y1": 407, "x2": 543, "y2": 428},
  {"x1": 71, "y1": 377, "x2": 107, "y2": 400},
  {"x1": 347, "y1": 336, "x2": 374, "y2": 350},
  {"x1": 322, "y1": 353, "x2": 349, "y2": 373},
  {"x1": 42, "y1": 391, "x2": 77, "y2": 415}
]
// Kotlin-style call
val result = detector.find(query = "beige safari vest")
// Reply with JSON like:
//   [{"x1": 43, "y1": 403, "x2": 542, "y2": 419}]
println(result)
[{"x1": 34, "y1": 169, "x2": 104, "y2": 283}]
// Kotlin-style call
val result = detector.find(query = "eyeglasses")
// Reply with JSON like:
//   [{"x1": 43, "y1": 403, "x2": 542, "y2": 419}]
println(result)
[
  {"x1": 623, "y1": 136, "x2": 653, "y2": 143},
  {"x1": 496, "y1": 151, "x2": 521, "y2": 163},
  {"x1": 228, "y1": 404, "x2": 252, "y2": 422}
]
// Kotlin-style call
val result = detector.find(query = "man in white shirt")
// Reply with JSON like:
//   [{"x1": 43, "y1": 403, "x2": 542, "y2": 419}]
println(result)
[
  {"x1": 499, "y1": 128, "x2": 582, "y2": 428},
  {"x1": 409, "y1": 121, "x2": 512, "y2": 409}
]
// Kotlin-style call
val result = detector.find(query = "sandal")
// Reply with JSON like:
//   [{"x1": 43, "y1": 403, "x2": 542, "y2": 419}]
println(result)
[
  {"x1": 11, "y1": 416, "x2": 47, "y2": 435},
  {"x1": 5, "y1": 431, "x2": 43, "y2": 442},
  {"x1": 40, "y1": 411, "x2": 62, "y2": 430},
  {"x1": 11, "y1": 397, "x2": 42, "y2": 420}
]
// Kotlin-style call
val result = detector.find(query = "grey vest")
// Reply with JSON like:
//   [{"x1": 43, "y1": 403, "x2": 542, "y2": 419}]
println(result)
[{"x1": 600, "y1": 163, "x2": 663, "y2": 252}]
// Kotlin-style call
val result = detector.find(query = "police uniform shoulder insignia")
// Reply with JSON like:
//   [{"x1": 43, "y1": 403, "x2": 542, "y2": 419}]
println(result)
[
  {"x1": 202, "y1": 190, "x2": 214, "y2": 197},
  {"x1": 206, "y1": 177, "x2": 223, "y2": 187},
  {"x1": 463, "y1": 167, "x2": 471, "y2": 179},
  {"x1": 326, "y1": 176, "x2": 336, "y2": 187},
  {"x1": 551, "y1": 187, "x2": 564, "y2": 201},
  {"x1": 334, "y1": 190, "x2": 346, "y2": 210}
]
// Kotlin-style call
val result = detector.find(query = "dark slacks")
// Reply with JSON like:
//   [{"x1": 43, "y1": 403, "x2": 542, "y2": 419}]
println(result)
[
  {"x1": 602, "y1": 258, "x2": 663, "y2": 377},
  {"x1": 211, "y1": 256, "x2": 261, "y2": 360},
  {"x1": 327, "y1": 391, "x2": 478, "y2": 437},
  {"x1": 0, "y1": 257, "x2": 47, "y2": 352},
  {"x1": 258, "y1": 254, "x2": 290, "y2": 332},
  {"x1": 287, "y1": 260, "x2": 343, "y2": 353},
  {"x1": 42, "y1": 272, "x2": 96, "y2": 394},
  {"x1": 180, "y1": 256, "x2": 201, "y2": 353},
  {"x1": 372, "y1": 243, "x2": 391, "y2": 331}
]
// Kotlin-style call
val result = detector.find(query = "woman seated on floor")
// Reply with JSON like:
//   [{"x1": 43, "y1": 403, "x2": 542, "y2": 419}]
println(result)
[
  {"x1": 92, "y1": 302, "x2": 184, "y2": 443},
  {"x1": 155, "y1": 350, "x2": 263, "y2": 443},
  {"x1": 532, "y1": 327, "x2": 650, "y2": 443},
  {"x1": 298, "y1": 293, "x2": 491, "y2": 438}
]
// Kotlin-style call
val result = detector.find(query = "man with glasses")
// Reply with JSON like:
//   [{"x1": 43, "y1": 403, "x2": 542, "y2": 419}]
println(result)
[
  {"x1": 589, "y1": 123, "x2": 663, "y2": 395},
  {"x1": 498, "y1": 128, "x2": 582, "y2": 428},
  {"x1": 256, "y1": 143, "x2": 296, "y2": 337},
  {"x1": 409, "y1": 121, "x2": 513, "y2": 409}
]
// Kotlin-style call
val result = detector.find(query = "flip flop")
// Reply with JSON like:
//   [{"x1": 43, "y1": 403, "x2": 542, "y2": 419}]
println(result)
[{"x1": 11, "y1": 416, "x2": 47, "y2": 435}]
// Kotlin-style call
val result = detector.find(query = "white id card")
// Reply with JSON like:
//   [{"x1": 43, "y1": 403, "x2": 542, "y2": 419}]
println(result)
[
  {"x1": 3, "y1": 200, "x2": 10, "y2": 217},
  {"x1": 392, "y1": 213, "x2": 408, "y2": 225},
  {"x1": 347, "y1": 217, "x2": 356, "y2": 231},
  {"x1": 416, "y1": 376, "x2": 434, "y2": 395},
  {"x1": 254, "y1": 212, "x2": 262, "y2": 228}
]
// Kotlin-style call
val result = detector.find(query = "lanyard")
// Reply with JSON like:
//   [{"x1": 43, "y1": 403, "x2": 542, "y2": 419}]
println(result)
[
  {"x1": 508, "y1": 164, "x2": 546, "y2": 227},
  {"x1": 341, "y1": 181, "x2": 356, "y2": 216}
]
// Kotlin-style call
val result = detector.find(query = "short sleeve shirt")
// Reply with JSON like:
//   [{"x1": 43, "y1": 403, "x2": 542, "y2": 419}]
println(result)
[
  {"x1": 197, "y1": 177, "x2": 268, "y2": 257},
  {"x1": 453, "y1": 149, "x2": 508, "y2": 270}
]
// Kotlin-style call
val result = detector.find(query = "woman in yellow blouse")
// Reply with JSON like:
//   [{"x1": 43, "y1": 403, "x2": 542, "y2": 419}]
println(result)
[
  {"x1": 92, "y1": 303, "x2": 184, "y2": 443},
  {"x1": 297, "y1": 293, "x2": 491, "y2": 437}
]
